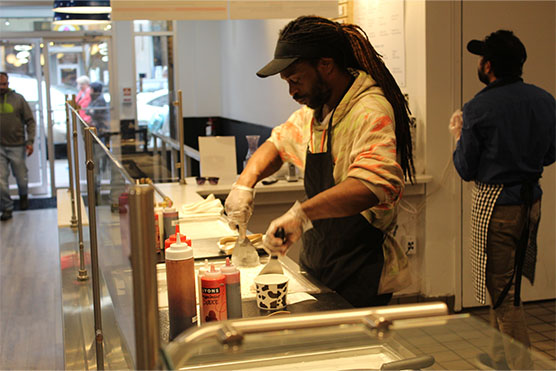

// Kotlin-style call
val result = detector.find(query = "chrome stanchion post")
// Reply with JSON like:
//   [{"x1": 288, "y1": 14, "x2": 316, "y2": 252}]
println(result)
[
  {"x1": 173, "y1": 90, "x2": 186, "y2": 184},
  {"x1": 161, "y1": 141, "x2": 170, "y2": 180},
  {"x1": 153, "y1": 135, "x2": 160, "y2": 182},
  {"x1": 66, "y1": 96, "x2": 78, "y2": 228},
  {"x1": 170, "y1": 148, "x2": 177, "y2": 180},
  {"x1": 84, "y1": 127, "x2": 105, "y2": 370},
  {"x1": 129, "y1": 184, "x2": 159, "y2": 369},
  {"x1": 71, "y1": 102, "x2": 89, "y2": 281}
]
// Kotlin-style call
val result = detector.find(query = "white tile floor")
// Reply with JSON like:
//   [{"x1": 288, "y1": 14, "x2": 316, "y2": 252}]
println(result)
[{"x1": 469, "y1": 301, "x2": 556, "y2": 365}]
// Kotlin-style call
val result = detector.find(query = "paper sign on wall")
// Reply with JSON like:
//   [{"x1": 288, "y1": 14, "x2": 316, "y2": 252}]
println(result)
[
  {"x1": 199, "y1": 136, "x2": 237, "y2": 184},
  {"x1": 353, "y1": 0, "x2": 405, "y2": 87},
  {"x1": 122, "y1": 87, "x2": 132, "y2": 104}
]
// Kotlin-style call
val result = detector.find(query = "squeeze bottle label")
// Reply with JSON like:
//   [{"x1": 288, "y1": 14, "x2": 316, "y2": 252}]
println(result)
[{"x1": 201, "y1": 264, "x2": 227, "y2": 322}]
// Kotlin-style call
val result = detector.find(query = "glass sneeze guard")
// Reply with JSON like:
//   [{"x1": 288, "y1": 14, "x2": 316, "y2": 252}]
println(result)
[{"x1": 164, "y1": 307, "x2": 554, "y2": 370}]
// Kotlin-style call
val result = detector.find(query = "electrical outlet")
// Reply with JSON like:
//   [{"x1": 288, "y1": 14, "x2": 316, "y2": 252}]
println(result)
[{"x1": 402, "y1": 235, "x2": 416, "y2": 255}]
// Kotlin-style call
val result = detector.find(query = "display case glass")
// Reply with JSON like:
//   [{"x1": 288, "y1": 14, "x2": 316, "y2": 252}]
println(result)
[{"x1": 165, "y1": 312, "x2": 554, "y2": 370}]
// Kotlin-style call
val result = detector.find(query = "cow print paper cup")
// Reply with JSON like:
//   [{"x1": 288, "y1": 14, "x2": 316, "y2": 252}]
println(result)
[{"x1": 254, "y1": 274, "x2": 289, "y2": 310}]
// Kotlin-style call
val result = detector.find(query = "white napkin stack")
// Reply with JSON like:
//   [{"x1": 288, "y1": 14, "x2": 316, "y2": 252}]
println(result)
[{"x1": 180, "y1": 194, "x2": 224, "y2": 220}]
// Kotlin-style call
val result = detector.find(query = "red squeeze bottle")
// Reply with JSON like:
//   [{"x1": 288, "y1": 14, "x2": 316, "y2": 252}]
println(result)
[
  {"x1": 220, "y1": 257, "x2": 242, "y2": 319},
  {"x1": 154, "y1": 213, "x2": 161, "y2": 253},
  {"x1": 165, "y1": 225, "x2": 192, "y2": 251},
  {"x1": 165, "y1": 233, "x2": 197, "y2": 340},
  {"x1": 201, "y1": 264, "x2": 227, "y2": 322}
]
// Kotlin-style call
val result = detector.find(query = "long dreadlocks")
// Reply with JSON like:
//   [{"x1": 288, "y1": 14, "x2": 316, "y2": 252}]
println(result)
[{"x1": 279, "y1": 16, "x2": 415, "y2": 183}]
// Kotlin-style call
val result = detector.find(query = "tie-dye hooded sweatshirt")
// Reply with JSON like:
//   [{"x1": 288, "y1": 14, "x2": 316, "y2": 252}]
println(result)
[{"x1": 267, "y1": 70, "x2": 410, "y2": 293}]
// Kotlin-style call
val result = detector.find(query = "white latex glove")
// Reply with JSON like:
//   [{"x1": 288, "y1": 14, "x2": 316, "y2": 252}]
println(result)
[
  {"x1": 264, "y1": 201, "x2": 313, "y2": 255},
  {"x1": 224, "y1": 183, "x2": 255, "y2": 234},
  {"x1": 449, "y1": 109, "x2": 463, "y2": 141}
]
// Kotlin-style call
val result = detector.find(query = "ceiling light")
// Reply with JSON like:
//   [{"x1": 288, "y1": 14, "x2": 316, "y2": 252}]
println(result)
[
  {"x1": 6, "y1": 54, "x2": 17, "y2": 64},
  {"x1": 53, "y1": 1, "x2": 111, "y2": 14},
  {"x1": 14, "y1": 45, "x2": 33, "y2": 52},
  {"x1": 53, "y1": 12, "x2": 111, "y2": 26},
  {"x1": 16, "y1": 51, "x2": 30, "y2": 60},
  {"x1": 99, "y1": 42, "x2": 108, "y2": 55}
]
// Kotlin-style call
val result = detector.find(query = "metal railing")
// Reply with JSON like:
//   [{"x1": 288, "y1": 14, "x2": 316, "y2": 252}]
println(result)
[
  {"x1": 66, "y1": 101, "x2": 103, "y2": 368},
  {"x1": 65, "y1": 99, "x2": 160, "y2": 369},
  {"x1": 152, "y1": 132, "x2": 200, "y2": 182},
  {"x1": 64, "y1": 96, "x2": 78, "y2": 229},
  {"x1": 151, "y1": 89, "x2": 200, "y2": 183},
  {"x1": 68, "y1": 98, "x2": 89, "y2": 282},
  {"x1": 61, "y1": 90, "x2": 204, "y2": 369}
]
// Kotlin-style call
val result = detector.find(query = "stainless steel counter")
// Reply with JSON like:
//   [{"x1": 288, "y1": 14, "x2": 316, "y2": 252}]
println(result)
[{"x1": 156, "y1": 252, "x2": 350, "y2": 345}]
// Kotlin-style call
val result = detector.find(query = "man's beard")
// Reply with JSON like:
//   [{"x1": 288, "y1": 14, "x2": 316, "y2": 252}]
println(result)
[
  {"x1": 478, "y1": 63, "x2": 490, "y2": 85},
  {"x1": 294, "y1": 72, "x2": 331, "y2": 110}
]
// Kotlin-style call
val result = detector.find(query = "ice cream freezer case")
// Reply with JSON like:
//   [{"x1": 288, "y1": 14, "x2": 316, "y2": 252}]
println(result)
[{"x1": 163, "y1": 304, "x2": 554, "y2": 370}]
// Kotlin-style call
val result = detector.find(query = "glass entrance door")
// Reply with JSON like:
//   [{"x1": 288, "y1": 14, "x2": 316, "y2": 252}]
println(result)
[
  {"x1": 43, "y1": 37, "x2": 112, "y2": 189},
  {"x1": 0, "y1": 39, "x2": 48, "y2": 196}
]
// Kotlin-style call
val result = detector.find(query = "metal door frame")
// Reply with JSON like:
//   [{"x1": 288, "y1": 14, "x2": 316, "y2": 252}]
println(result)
[
  {"x1": 2, "y1": 31, "x2": 113, "y2": 196},
  {"x1": 42, "y1": 34, "x2": 114, "y2": 194}
]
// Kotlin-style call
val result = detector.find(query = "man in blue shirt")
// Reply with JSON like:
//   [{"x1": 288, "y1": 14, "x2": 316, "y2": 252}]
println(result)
[{"x1": 452, "y1": 30, "x2": 555, "y2": 369}]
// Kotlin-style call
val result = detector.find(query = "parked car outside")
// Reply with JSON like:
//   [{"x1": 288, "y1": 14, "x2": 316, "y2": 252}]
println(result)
[{"x1": 137, "y1": 88, "x2": 170, "y2": 136}]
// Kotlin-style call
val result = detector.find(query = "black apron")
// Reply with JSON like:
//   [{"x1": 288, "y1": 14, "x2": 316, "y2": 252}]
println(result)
[{"x1": 300, "y1": 110, "x2": 391, "y2": 308}]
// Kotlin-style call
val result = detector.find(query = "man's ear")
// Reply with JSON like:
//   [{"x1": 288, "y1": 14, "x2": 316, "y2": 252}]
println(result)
[
  {"x1": 483, "y1": 59, "x2": 492, "y2": 74},
  {"x1": 317, "y1": 57, "x2": 335, "y2": 76}
]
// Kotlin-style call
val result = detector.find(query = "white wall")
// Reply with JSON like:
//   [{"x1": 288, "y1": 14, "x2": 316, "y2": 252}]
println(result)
[
  {"x1": 174, "y1": 19, "x2": 299, "y2": 125},
  {"x1": 403, "y1": 1, "x2": 427, "y2": 176},
  {"x1": 220, "y1": 19, "x2": 300, "y2": 127},
  {"x1": 111, "y1": 21, "x2": 136, "y2": 124},
  {"x1": 422, "y1": 1, "x2": 463, "y2": 300},
  {"x1": 174, "y1": 20, "x2": 223, "y2": 117},
  {"x1": 394, "y1": 0, "x2": 428, "y2": 296}
]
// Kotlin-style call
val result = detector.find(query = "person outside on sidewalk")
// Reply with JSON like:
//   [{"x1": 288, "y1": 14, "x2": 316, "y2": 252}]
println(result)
[{"x1": 0, "y1": 72, "x2": 36, "y2": 221}]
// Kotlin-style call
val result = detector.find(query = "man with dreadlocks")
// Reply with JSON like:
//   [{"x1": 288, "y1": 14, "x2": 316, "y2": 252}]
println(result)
[{"x1": 225, "y1": 16, "x2": 414, "y2": 307}]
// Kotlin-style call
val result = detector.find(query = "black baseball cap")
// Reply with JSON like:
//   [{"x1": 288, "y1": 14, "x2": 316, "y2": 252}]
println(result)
[
  {"x1": 256, "y1": 40, "x2": 330, "y2": 78},
  {"x1": 467, "y1": 30, "x2": 527, "y2": 65}
]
